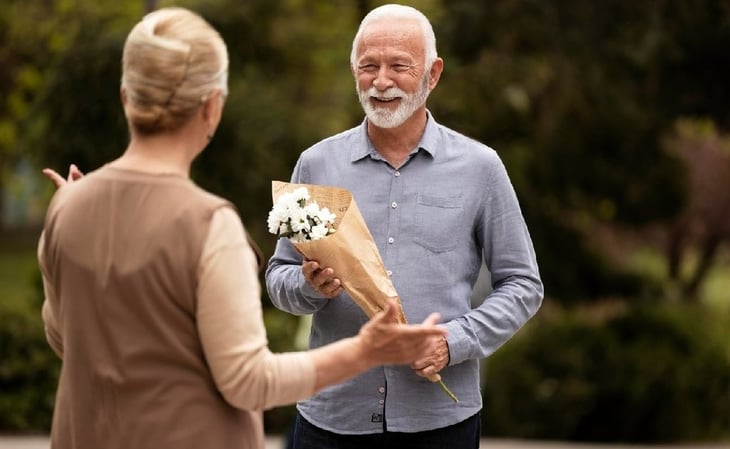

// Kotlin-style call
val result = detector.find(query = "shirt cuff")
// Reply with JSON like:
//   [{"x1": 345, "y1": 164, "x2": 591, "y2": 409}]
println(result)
[{"x1": 443, "y1": 321, "x2": 469, "y2": 366}]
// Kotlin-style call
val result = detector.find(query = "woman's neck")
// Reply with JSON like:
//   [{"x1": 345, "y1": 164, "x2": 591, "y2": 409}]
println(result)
[{"x1": 111, "y1": 132, "x2": 196, "y2": 177}]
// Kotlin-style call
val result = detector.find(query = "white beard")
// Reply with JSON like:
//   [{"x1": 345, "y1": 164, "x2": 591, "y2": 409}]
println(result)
[{"x1": 358, "y1": 75, "x2": 431, "y2": 128}]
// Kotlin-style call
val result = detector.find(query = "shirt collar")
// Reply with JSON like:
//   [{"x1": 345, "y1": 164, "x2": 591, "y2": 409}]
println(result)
[{"x1": 350, "y1": 110, "x2": 441, "y2": 163}]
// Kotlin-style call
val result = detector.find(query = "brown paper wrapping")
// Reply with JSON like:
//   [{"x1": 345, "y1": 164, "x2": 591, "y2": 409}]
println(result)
[{"x1": 272, "y1": 181, "x2": 406, "y2": 324}]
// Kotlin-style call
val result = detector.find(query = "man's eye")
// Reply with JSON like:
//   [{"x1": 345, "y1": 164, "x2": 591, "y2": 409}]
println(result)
[
  {"x1": 393, "y1": 64, "x2": 410, "y2": 72},
  {"x1": 360, "y1": 64, "x2": 378, "y2": 72}
]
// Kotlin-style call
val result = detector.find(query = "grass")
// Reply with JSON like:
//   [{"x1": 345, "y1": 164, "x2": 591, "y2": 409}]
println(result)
[
  {"x1": 0, "y1": 251, "x2": 39, "y2": 306},
  {"x1": 0, "y1": 229, "x2": 42, "y2": 310},
  {"x1": 703, "y1": 255, "x2": 730, "y2": 312}
]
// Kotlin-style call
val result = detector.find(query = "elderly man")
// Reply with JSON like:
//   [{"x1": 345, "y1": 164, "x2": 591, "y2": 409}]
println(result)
[{"x1": 266, "y1": 4, "x2": 543, "y2": 449}]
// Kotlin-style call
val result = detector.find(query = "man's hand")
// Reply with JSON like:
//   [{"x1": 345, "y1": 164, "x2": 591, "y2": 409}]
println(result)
[
  {"x1": 42, "y1": 164, "x2": 84, "y2": 188},
  {"x1": 302, "y1": 260, "x2": 344, "y2": 298},
  {"x1": 410, "y1": 334, "x2": 450, "y2": 379}
]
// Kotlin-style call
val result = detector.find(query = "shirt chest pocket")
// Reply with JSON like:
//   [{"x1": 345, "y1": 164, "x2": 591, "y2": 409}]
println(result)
[{"x1": 414, "y1": 194, "x2": 464, "y2": 253}]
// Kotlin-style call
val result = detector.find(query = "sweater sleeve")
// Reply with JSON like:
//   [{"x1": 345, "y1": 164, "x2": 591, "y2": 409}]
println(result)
[{"x1": 196, "y1": 206, "x2": 316, "y2": 410}]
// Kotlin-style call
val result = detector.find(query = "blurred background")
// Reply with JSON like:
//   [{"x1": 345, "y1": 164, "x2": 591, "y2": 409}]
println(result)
[{"x1": 1, "y1": 0, "x2": 729, "y2": 444}]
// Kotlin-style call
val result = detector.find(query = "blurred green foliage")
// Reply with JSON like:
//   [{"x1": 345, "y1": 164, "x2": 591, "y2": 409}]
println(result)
[
  {"x1": 482, "y1": 303, "x2": 730, "y2": 443},
  {"x1": 0, "y1": 239, "x2": 59, "y2": 432},
  {"x1": 0, "y1": 299, "x2": 59, "y2": 432}
]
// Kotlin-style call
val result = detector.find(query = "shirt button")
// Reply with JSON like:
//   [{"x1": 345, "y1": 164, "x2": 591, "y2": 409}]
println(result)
[
  {"x1": 387, "y1": 237, "x2": 394, "y2": 244},
  {"x1": 379, "y1": 399, "x2": 385, "y2": 405},
  {"x1": 379, "y1": 386, "x2": 385, "y2": 393},
  {"x1": 391, "y1": 201, "x2": 397, "y2": 209},
  {"x1": 386, "y1": 270, "x2": 392, "y2": 276},
  {"x1": 394, "y1": 171, "x2": 401, "y2": 177}
]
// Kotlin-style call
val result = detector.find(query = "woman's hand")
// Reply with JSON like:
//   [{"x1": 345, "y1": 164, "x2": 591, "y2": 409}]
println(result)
[
  {"x1": 42, "y1": 164, "x2": 84, "y2": 188},
  {"x1": 309, "y1": 298, "x2": 447, "y2": 392},
  {"x1": 357, "y1": 298, "x2": 445, "y2": 366}
]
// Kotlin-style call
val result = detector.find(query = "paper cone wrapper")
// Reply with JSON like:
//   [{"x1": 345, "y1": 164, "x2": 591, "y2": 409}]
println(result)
[{"x1": 272, "y1": 181, "x2": 407, "y2": 324}]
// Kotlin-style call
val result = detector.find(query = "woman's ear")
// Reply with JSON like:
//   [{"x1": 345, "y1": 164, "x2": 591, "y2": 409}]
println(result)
[{"x1": 202, "y1": 89, "x2": 223, "y2": 130}]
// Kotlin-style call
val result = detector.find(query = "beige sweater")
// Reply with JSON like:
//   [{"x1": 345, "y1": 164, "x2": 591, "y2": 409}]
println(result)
[{"x1": 39, "y1": 166, "x2": 315, "y2": 449}]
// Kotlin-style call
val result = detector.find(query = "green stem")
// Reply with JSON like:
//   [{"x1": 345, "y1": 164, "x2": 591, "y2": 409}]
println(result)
[{"x1": 437, "y1": 380, "x2": 459, "y2": 403}]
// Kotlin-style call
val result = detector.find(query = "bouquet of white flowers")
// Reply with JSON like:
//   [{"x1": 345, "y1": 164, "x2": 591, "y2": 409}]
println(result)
[
  {"x1": 267, "y1": 187, "x2": 336, "y2": 243},
  {"x1": 269, "y1": 181, "x2": 458, "y2": 403}
]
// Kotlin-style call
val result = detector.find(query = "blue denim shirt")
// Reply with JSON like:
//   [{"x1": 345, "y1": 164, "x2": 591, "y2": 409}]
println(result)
[{"x1": 265, "y1": 114, "x2": 543, "y2": 434}]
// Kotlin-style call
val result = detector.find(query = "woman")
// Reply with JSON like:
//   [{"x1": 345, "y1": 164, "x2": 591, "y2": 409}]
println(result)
[{"x1": 38, "y1": 7, "x2": 445, "y2": 449}]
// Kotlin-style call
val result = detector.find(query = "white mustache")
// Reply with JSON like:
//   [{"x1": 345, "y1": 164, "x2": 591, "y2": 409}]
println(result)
[{"x1": 363, "y1": 87, "x2": 408, "y2": 100}]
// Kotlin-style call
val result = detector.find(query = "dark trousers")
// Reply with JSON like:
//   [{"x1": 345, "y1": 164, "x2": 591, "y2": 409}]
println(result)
[{"x1": 290, "y1": 410, "x2": 481, "y2": 449}]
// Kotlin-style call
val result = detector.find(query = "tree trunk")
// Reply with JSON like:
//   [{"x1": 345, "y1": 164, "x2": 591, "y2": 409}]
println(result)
[
  {"x1": 683, "y1": 234, "x2": 722, "y2": 301},
  {"x1": 667, "y1": 225, "x2": 685, "y2": 281}
]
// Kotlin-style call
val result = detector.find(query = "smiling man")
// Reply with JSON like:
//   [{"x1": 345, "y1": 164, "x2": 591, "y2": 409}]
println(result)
[{"x1": 266, "y1": 4, "x2": 544, "y2": 449}]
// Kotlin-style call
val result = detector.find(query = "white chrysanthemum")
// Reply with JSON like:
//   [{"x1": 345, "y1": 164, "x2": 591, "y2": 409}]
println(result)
[
  {"x1": 290, "y1": 187, "x2": 310, "y2": 202},
  {"x1": 289, "y1": 208, "x2": 310, "y2": 233},
  {"x1": 303, "y1": 202, "x2": 321, "y2": 217},
  {"x1": 309, "y1": 223, "x2": 329, "y2": 240},
  {"x1": 318, "y1": 207, "x2": 336, "y2": 225},
  {"x1": 267, "y1": 206, "x2": 289, "y2": 234}
]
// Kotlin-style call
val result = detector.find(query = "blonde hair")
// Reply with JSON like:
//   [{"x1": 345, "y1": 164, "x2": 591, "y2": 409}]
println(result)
[{"x1": 121, "y1": 7, "x2": 228, "y2": 134}]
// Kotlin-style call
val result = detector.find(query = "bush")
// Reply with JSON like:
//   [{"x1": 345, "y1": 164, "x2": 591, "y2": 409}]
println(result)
[
  {"x1": 0, "y1": 298, "x2": 60, "y2": 432},
  {"x1": 481, "y1": 302, "x2": 730, "y2": 443}
]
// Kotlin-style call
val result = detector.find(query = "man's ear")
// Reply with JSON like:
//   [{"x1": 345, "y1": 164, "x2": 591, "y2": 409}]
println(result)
[
  {"x1": 120, "y1": 86, "x2": 128, "y2": 106},
  {"x1": 428, "y1": 57, "x2": 444, "y2": 90}
]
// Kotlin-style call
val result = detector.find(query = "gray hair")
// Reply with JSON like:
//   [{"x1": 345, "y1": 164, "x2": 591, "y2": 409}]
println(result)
[{"x1": 350, "y1": 4, "x2": 438, "y2": 70}]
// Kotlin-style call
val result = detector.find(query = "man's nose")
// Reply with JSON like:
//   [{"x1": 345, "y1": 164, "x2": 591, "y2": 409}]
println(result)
[{"x1": 372, "y1": 66, "x2": 395, "y2": 90}]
